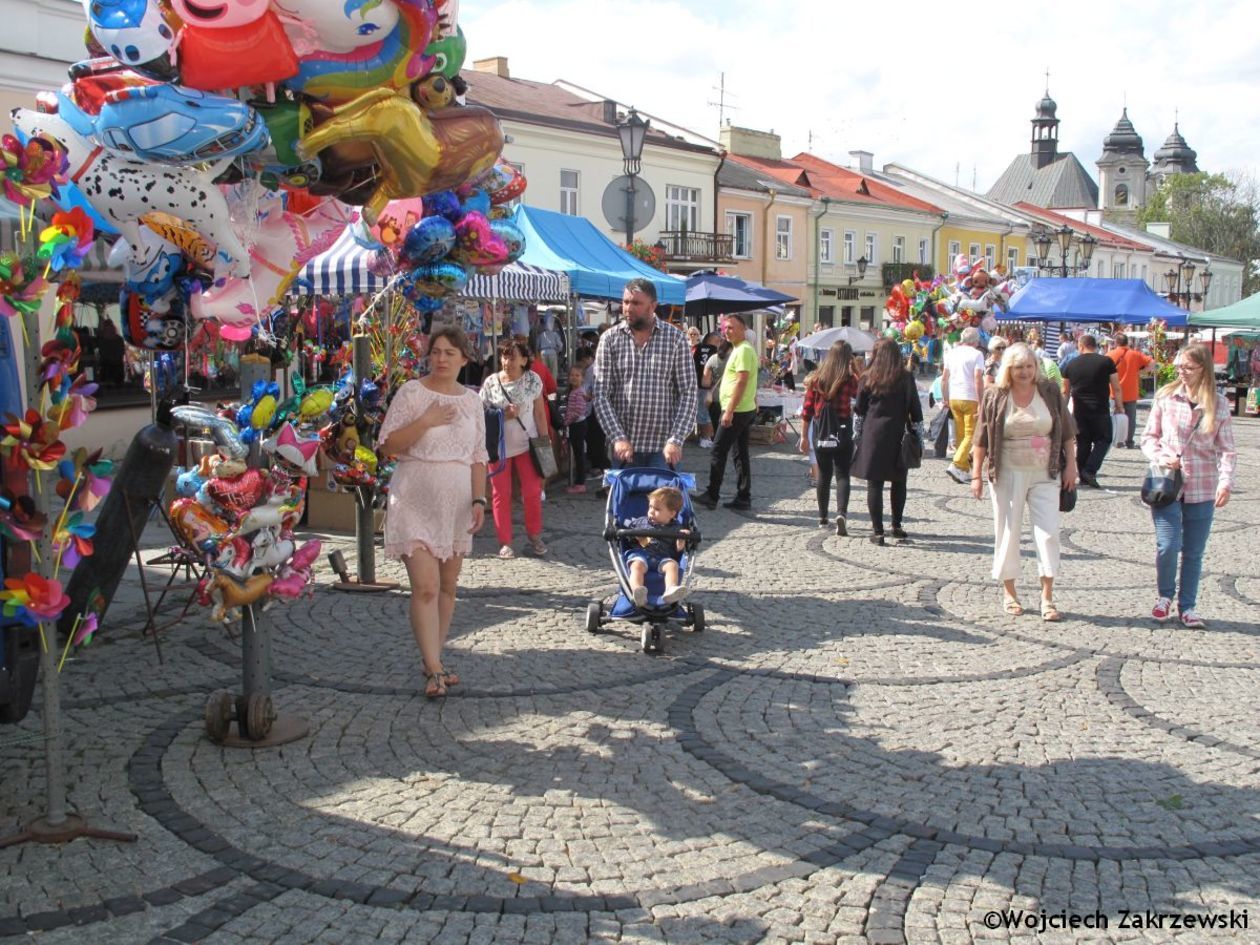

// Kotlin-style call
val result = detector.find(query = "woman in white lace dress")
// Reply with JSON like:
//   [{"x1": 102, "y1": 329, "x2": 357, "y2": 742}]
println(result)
[{"x1": 378, "y1": 327, "x2": 488, "y2": 698}]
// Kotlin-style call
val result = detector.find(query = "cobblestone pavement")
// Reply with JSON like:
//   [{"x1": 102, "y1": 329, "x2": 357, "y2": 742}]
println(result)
[{"x1": 3, "y1": 415, "x2": 1259, "y2": 944}]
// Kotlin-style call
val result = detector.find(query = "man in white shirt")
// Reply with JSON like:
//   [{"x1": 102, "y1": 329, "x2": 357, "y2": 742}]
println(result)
[{"x1": 940, "y1": 326, "x2": 987, "y2": 483}]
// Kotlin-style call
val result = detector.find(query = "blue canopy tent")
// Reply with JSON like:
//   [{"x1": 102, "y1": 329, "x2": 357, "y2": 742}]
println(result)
[
  {"x1": 513, "y1": 206, "x2": 685, "y2": 304},
  {"x1": 1001, "y1": 278, "x2": 1189, "y2": 327}
]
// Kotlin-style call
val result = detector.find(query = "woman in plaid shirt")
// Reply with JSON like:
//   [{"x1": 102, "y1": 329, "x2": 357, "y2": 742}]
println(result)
[{"x1": 1141, "y1": 344, "x2": 1237, "y2": 628}]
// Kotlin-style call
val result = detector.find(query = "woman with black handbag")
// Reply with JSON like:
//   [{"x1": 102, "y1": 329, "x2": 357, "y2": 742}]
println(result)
[
  {"x1": 479, "y1": 339, "x2": 550, "y2": 559},
  {"x1": 851, "y1": 338, "x2": 923, "y2": 545},
  {"x1": 971, "y1": 343, "x2": 1077, "y2": 621},
  {"x1": 800, "y1": 340, "x2": 860, "y2": 534},
  {"x1": 1141, "y1": 344, "x2": 1236, "y2": 628}
]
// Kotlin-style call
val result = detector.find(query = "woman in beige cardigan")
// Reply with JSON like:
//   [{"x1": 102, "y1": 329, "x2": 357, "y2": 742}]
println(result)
[{"x1": 972, "y1": 343, "x2": 1078, "y2": 621}]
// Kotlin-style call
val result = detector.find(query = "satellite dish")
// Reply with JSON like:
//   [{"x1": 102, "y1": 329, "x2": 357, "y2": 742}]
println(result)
[{"x1": 601, "y1": 176, "x2": 656, "y2": 237}]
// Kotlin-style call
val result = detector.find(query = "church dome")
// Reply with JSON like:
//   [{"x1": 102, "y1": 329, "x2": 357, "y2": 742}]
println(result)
[
  {"x1": 1101, "y1": 108, "x2": 1144, "y2": 157},
  {"x1": 1153, "y1": 123, "x2": 1198, "y2": 171},
  {"x1": 1034, "y1": 92, "x2": 1058, "y2": 120}
]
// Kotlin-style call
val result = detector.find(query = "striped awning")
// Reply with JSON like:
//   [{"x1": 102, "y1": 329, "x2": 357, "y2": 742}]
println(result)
[{"x1": 294, "y1": 226, "x2": 569, "y2": 301}]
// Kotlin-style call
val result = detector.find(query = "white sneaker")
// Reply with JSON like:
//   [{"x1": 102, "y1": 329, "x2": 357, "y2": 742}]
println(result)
[
  {"x1": 632, "y1": 585, "x2": 648, "y2": 608},
  {"x1": 698, "y1": 438, "x2": 713, "y2": 449},
  {"x1": 662, "y1": 585, "x2": 689, "y2": 605},
  {"x1": 945, "y1": 464, "x2": 969, "y2": 484}
]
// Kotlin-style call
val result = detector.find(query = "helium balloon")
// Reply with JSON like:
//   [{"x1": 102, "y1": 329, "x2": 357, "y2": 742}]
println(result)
[{"x1": 399, "y1": 216, "x2": 456, "y2": 267}]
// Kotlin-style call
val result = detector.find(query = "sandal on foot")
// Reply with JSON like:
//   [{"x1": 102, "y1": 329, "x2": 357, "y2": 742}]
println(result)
[
  {"x1": 424, "y1": 672, "x2": 448, "y2": 699},
  {"x1": 1040, "y1": 600, "x2": 1062, "y2": 622},
  {"x1": 440, "y1": 666, "x2": 460, "y2": 688},
  {"x1": 497, "y1": 545, "x2": 515, "y2": 559},
  {"x1": 1003, "y1": 597, "x2": 1024, "y2": 616}
]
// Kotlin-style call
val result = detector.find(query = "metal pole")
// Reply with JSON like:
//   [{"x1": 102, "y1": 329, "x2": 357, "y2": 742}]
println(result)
[
  {"x1": 352, "y1": 334, "x2": 376, "y2": 585},
  {"x1": 239, "y1": 361, "x2": 271, "y2": 698},
  {"x1": 625, "y1": 174, "x2": 636, "y2": 246},
  {"x1": 22, "y1": 301, "x2": 66, "y2": 827}
]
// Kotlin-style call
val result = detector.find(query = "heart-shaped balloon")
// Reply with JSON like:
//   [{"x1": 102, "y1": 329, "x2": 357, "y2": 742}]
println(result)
[
  {"x1": 451, "y1": 213, "x2": 508, "y2": 268},
  {"x1": 400, "y1": 216, "x2": 457, "y2": 267},
  {"x1": 205, "y1": 468, "x2": 267, "y2": 518}
]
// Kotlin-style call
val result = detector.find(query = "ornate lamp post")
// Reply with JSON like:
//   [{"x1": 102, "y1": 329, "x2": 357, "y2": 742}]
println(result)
[
  {"x1": 617, "y1": 108, "x2": 649, "y2": 245},
  {"x1": 1032, "y1": 224, "x2": 1097, "y2": 277},
  {"x1": 1163, "y1": 259, "x2": 1213, "y2": 310}
]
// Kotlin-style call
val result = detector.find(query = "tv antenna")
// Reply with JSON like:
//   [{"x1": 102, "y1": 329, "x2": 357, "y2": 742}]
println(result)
[{"x1": 707, "y1": 72, "x2": 740, "y2": 127}]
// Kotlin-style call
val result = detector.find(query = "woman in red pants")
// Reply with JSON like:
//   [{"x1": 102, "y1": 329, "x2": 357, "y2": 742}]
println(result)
[{"x1": 479, "y1": 338, "x2": 551, "y2": 558}]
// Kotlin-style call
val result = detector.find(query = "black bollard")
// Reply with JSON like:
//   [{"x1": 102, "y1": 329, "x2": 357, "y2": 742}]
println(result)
[{"x1": 57, "y1": 402, "x2": 178, "y2": 640}]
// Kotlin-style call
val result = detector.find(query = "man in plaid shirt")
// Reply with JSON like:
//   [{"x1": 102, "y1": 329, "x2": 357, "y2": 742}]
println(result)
[{"x1": 593, "y1": 278, "x2": 697, "y2": 469}]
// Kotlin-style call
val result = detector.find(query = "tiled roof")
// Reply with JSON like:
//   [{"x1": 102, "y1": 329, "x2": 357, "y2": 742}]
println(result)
[
  {"x1": 718, "y1": 156, "x2": 812, "y2": 198},
  {"x1": 986, "y1": 153, "x2": 1099, "y2": 209},
  {"x1": 731, "y1": 153, "x2": 942, "y2": 214},
  {"x1": 1013, "y1": 203, "x2": 1152, "y2": 252},
  {"x1": 460, "y1": 69, "x2": 715, "y2": 155}
]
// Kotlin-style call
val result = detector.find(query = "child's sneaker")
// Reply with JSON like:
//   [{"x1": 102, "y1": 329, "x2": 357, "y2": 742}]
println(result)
[
  {"x1": 565, "y1": 484, "x2": 587, "y2": 494},
  {"x1": 1151, "y1": 597, "x2": 1173, "y2": 622},
  {"x1": 632, "y1": 585, "x2": 648, "y2": 608},
  {"x1": 662, "y1": 585, "x2": 689, "y2": 605},
  {"x1": 1179, "y1": 608, "x2": 1206, "y2": 629}
]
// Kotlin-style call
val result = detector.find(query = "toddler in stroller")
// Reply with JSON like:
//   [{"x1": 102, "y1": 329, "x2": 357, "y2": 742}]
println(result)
[{"x1": 584, "y1": 467, "x2": 704, "y2": 653}]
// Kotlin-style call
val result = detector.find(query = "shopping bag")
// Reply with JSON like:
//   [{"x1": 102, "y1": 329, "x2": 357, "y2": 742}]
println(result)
[{"x1": 1111, "y1": 412, "x2": 1129, "y2": 447}]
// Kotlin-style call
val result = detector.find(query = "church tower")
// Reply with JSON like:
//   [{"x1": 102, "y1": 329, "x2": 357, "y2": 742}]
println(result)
[
  {"x1": 1096, "y1": 108, "x2": 1148, "y2": 214},
  {"x1": 1150, "y1": 122, "x2": 1199, "y2": 187},
  {"x1": 1030, "y1": 88, "x2": 1060, "y2": 170}
]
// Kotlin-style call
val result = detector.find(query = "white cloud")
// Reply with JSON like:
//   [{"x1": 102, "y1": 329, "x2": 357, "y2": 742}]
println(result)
[{"x1": 461, "y1": 0, "x2": 1260, "y2": 191}]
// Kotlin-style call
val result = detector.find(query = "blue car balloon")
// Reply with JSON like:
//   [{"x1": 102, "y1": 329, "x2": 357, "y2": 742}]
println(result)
[{"x1": 95, "y1": 84, "x2": 269, "y2": 166}]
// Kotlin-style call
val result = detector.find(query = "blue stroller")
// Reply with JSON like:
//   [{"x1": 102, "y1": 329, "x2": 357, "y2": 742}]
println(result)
[{"x1": 584, "y1": 468, "x2": 704, "y2": 654}]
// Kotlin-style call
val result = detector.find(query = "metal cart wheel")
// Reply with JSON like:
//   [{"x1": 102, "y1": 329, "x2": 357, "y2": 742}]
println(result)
[
  {"x1": 640, "y1": 624, "x2": 651, "y2": 653},
  {"x1": 243, "y1": 693, "x2": 275, "y2": 741},
  {"x1": 585, "y1": 601, "x2": 602, "y2": 634},
  {"x1": 690, "y1": 603, "x2": 705, "y2": 633},
  {"x1": 204, "y1": 690, "x2": 234, "y2": 744}
]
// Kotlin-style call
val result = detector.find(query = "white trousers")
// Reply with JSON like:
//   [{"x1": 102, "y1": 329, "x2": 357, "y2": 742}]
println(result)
[{"x1": 989, "y1": 468, "x2": 1061, "y2": 581}]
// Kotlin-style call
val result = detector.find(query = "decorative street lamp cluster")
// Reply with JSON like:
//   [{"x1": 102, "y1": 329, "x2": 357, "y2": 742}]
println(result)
[
  {"x1": 1032, "y1": 224, "x2": 1098, "y2": 277},
  {"x1": 1163, "y1": 258, "x2": 1213, "y2": 310},
  {"x1": 617, "y1": 107, "x2": 649, "y2": 245}
]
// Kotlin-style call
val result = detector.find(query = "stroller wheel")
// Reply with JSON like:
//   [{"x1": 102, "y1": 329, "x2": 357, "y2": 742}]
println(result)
[
  {"x1": 640, "y1": 624, "x2": 651, "y2": 652},
  {"x1": 689, "y1": 603, "x2": 705, "y2": 633},
  {"x1": 585, "y1": 601, "x2": 602, "y2": 634}
]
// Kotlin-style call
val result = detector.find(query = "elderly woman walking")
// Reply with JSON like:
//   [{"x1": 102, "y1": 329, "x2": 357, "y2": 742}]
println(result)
[
  {"x1": 972, "y1": 343, "x2": 1077, "y2": 621},
  {"x1": 1141, "y1": 344, "x2": 1236, "y2": 627}
]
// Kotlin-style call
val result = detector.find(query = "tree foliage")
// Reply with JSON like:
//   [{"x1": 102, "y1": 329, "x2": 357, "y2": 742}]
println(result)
[{"x1": 1138, "y1": 172, "x2": 1260, "y2": 296}]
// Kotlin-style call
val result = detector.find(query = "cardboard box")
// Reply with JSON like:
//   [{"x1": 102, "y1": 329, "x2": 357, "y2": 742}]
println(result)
[{"x1": 305, "y1": 476, "x2": 384, "y2": 533}]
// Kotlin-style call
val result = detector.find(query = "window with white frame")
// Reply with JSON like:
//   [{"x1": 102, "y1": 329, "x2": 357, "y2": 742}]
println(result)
[
  {"x1": 1007, "y1": 247, "x2": 1019, "y2": 272},
  {"x1": 892, "y1": 236, "x2": 905, "y2": 263},
  {"x1": 725, "y1": 211, "x2": 752, "y2": 258},
  {"x1": 559, "y1": 169, "x2": 579, "y2": 216},
  {"x1": 665, "y1": 185, "x2": 700, "y2": 231},
  {"x1": 985, "y1": 244, "x2": 996, "y2": 268},
  {"x1": 918, "y1": 239, "x2": 929, "y2": 264},
  {"x1": 1113, "y1": 262, "x2": 1125, "y2": 279},
  {"x1": 843, "y1": 230, "x2": 856, "y2": 264},
  {"x1": 864, "y1": 233, "x2": 877, "y2": 265},
  {"x1": 776, "y1": 216, "x2": 792, "y2": 260},
  {"x1": 820, "y1": 228, "x2": 834, "y2": 264},
  {"x1": 968, "y1": 242, "x2": 981, "y2": 261},
  {"x1": 948, "y1": 240, "x2": 961, "y2": 263}
]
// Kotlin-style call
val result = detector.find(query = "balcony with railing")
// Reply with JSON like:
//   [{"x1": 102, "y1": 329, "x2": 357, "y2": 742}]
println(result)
[{"x1": 656, "y1": 228, "x2": 735, "y2": 265}]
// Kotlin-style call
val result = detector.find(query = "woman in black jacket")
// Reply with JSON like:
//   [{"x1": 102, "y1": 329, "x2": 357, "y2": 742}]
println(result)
[{"x1": 852, "y1": 338, "x2": 923, "y2": 545}]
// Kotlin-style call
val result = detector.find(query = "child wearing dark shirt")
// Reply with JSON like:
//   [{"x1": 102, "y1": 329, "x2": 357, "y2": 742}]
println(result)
[{"x1": 624, "y1": 486, "x2": 689, "y2": 606}]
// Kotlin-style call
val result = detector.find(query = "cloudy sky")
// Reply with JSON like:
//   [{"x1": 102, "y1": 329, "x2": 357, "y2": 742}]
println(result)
[{"x1": 461, "y1": 0, "x2": 1260, "y2": 192}]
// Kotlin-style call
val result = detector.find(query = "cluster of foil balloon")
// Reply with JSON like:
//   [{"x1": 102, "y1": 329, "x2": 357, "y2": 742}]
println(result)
[
  {"x1": 10, "y1": 0, "x2": 506, "y2": 349},
  {"x1": 883, "y1": 254, "x2": 1018, "y2": 354}
]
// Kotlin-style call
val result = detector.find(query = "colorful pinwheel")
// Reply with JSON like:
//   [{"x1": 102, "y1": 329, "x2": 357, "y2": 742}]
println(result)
[
  {"x1": 56, "y1": 448, "x2": 113, "y2": 513},
  {"x1": 37, "y1": 207, "x2": 95, "y2": 272},
  {"x1": 0, "y1": 252, "x2": 49, "y2": 319},
  {"x1": 53, "y1": 511, "x2": 95, "y2": 569},
  {"x1": 2, "y1": 409, "x2": 66, "y2": 471},
  {"x1": 0, "y1": 487, "x2": 47, "y2": 541},
  {"x1": 1, "y1": 134, "x2": 66, "y2": 207},
  {"x1": 55, "y1": 276, "x2": 80, "y2": 329},
  {"x1": 0, "y1": 573, "x2": 71, "y2": 625},
  {"x1": 72, "y1": 612, "x2": 99, "y2": 647}
]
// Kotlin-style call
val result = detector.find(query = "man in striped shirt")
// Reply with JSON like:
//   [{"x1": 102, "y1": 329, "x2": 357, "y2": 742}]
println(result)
[{"x1": 593, "y1": 278, "x2": 697, "y2": 469}]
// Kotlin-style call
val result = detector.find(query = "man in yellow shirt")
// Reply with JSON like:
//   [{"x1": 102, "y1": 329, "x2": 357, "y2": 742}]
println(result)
[{"x1": 696, "y1": 314, "x2": 759, "y2": 510}]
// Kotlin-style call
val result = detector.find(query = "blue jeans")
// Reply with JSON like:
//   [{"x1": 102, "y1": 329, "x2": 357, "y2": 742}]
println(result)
[
  {"x1": 613, "y1": 451, "x2": 669, "y2": 470},
  {"x1": 1151, "y1": 499, "x2": 1215, "y2": 611}
]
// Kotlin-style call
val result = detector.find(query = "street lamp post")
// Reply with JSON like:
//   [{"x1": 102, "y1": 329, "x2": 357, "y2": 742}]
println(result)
[
  {"x1": 848, "y1": 255, "x2": 868, "y2": 286},
  {"x1": 617, "y1": 107, "x2": 649, "y2": 246},
  {"x1": 1031, "y1": 224, "x2": 1098, "y2": 277},
  {"x1": 1163, "y1": 259, "x2": 1213, "y2": 311}
]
